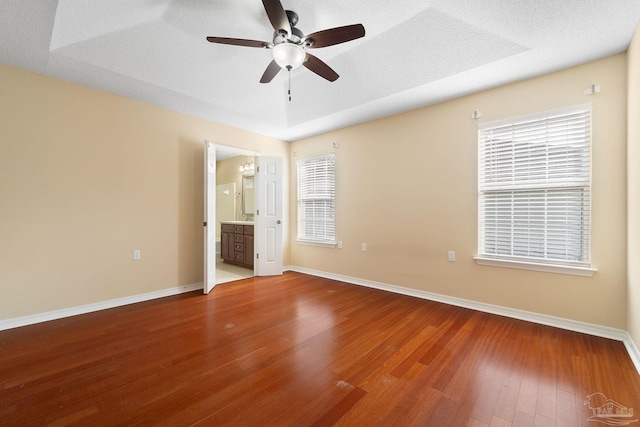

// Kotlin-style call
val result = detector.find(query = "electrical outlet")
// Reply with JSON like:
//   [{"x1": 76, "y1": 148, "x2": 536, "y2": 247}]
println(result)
[
  {"x1": 448, "y1": 251, "x2": 455, "y2": 262},
  {"x1": 133, "y1": 250, "x2": 141, "y2": 261},
  {"x1": 338, "y1": 241, "x2": 343, "y2": 249},
  {"x1": 361, "y1": 243, "x2": 367, "y2": 252}
]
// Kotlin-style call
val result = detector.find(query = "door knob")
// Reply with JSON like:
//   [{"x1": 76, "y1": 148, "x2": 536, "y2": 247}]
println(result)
[{"x1": 277, "y1": 220, "x2": 281, "y2": 224}]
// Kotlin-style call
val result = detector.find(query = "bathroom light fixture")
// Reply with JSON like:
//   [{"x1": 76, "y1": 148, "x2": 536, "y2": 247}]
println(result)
[{"x1": 238, "y1": 162, "x2": 255, "y2": 173}]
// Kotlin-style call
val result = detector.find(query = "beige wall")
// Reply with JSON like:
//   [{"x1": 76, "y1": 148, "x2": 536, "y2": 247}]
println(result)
[
  {"x1": 290, "y1": 54, "x2": 628, "y2": 328},
  {"x1": 0, "y1": 51, "x2": 632, "y2": 332},
  {"x1": 628, "y1": 27, "x2": 640, "y2": 345},
  {"x1": 0, "y1": 64, "x2": 288, "y2": 320}
]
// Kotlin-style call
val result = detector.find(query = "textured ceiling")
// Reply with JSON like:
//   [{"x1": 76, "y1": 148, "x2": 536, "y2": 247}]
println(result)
[{"x1": 2, "y1": 1, "x2": 640, "y2": 141}]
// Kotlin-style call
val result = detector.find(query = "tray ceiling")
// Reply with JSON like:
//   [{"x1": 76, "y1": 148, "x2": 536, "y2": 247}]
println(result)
[{"x1": 2, "y1": 1, "x2": 640, "y2": 141}]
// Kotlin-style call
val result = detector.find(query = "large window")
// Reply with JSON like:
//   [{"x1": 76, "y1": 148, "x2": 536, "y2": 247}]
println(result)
[
  {"x1": 297, "y1": 154, "x2": 336, "y2": 245},
  {"x1": 477, "y1": 105, "x2": 594, "y2": 275}
]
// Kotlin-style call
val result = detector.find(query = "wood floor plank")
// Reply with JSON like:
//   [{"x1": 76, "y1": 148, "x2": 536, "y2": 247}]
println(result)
[
  {"x1": 492, "y1": 331, "x2": 530, "y2": 424},
  {"x1": 1, "y1": 272, "x2": 639, "y2": 426},
  {"x1": 310, "y1": 386, "x2": 367, "y2": 427},
  {"x1": 374, "y1": 365, "x2": 443, "y2": 425},
  {"x1": 555, "y1": 389, "x2": 578, "y2": 427},
  {"x1": 490, "y1": 415, "x2": 513, "y2": 427},
  {"x1": 535, "y1": 328, "x2": 558, "y2": 421}
]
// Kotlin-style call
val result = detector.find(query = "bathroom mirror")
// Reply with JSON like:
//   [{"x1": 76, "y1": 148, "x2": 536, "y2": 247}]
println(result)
[{"x1": 242, "y1": 174, "x2": 254, "y2": 216}]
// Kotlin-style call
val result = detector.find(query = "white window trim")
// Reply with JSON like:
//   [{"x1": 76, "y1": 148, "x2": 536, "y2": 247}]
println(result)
[
  {"x1": 296, "y1": 239, "x2": 337, "y2": 248},
  {"x1": 474, "y1": 256, "x2": 596, "y2": 277},
  {"x1": 296, "y1": 153, "x2": 336, "y2": 246},
  {"x1": 477, "y1": 104, "x2": 595, "y2": 275}
]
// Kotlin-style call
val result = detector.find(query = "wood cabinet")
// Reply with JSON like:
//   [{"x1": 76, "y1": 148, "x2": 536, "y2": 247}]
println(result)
[{"x1": 220, "y1": 223, "x2": 254, "y2": 269}]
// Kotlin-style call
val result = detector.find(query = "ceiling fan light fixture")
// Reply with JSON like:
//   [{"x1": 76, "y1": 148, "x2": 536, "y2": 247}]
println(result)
[
  {"x1": 272, "y1": 43, "x2": 305, "y2": 70},
  {"x1": 206, "y1": 1, "x2": 365, "y2": 83}
]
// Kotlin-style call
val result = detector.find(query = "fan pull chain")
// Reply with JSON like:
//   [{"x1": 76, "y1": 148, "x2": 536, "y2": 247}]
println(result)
[{"x1": 288, "y1": 69, "x2": 292, "y2": 102}]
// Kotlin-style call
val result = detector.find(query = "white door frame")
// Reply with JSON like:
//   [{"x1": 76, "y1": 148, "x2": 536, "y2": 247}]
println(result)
[
  {"x1": 204, "y1": 141, "x2": 217, "y2": 293},
  {"x1": 205, "y1": 141, "x2": 277, "y2": 291}
]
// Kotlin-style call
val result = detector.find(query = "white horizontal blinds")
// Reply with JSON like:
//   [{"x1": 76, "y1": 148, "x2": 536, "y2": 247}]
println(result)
[
  {"x1": 478, "y1": 106, "x2": 591, "y2": 266},
  {"x1": 297, "y1": 154, "x2": 336, "y2": 244}
]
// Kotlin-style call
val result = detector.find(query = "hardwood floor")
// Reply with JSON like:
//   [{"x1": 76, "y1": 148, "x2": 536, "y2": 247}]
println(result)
[{"x1": 1, "y1": 272, "x2": 639, "y2": 426}]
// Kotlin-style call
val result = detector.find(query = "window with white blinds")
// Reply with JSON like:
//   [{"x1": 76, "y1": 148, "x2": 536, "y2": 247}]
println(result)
[
  {"x1": 297, "y1": 154, "x2": 336, "y2": 245},
  {"x1": 478, "y1": 106, "x2": 592, "y2": 268}
]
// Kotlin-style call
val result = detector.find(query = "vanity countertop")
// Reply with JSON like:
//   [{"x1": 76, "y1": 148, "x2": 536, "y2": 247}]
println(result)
[{"x1": 220, "y1": 221, "x2": 254, "y2": 225}]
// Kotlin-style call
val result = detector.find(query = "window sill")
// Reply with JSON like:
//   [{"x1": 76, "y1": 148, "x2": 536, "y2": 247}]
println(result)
[
  {"x1": 474, "y1": 256, "x2": 597, "y2": 277},
  {"x1": 296, "y1": 239, "x2": 336, "y2": 248}
]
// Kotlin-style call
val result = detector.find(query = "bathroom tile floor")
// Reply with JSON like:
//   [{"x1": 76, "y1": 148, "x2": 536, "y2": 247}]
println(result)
[{"x1": 215, "y1": 259, "x2": 254, "y2": 284}]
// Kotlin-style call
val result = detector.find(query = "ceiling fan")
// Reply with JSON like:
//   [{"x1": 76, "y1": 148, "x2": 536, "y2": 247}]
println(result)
[{"x1": 206, "y1": 0, "x2": 365, "y2": 84}]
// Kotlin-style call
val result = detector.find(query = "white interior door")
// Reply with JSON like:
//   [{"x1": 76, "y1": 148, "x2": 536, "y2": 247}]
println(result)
[
  {"x1": 203, "y1": 140, "x2": 216, "y2": 293},
  {"x1": 255, "y1": 156, "x2": 283, "y2": 276}
]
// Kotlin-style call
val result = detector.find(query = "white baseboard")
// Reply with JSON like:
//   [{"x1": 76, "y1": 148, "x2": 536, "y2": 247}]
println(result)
[
  {"x1": 623, "y1": 333, "x2": 640, "y2": 375},
  {"x1": 0, "y1": 282, "x2": 203, "y2": 331},
  {"x1": 289, "y1": 266, "x2": 640, "y2": 375},
  {"x1": 4, "y1": 268, "x2": 640, "y2": 377}
]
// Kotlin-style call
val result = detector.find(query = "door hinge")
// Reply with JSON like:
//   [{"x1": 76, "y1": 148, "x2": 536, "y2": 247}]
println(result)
[
  {"x1": 203, "y1": 221, "x2": 207, "y2": 227},
  {"x1": 256, "y1": 209, "x2": 259, "y2": 216},
  {"x1": 257, "y1": 253, "x2": 259, "y2": 259},
  {"x1": 257, "y1": 166, "x2": 260, "y2": 173}
]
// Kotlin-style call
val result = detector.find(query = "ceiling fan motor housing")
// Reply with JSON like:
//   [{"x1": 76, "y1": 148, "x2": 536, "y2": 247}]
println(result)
[
  {"x1": 273, "y1": 27, "x2": 304, "y2": 45},
  {"x1": 273, "y1": 11, "x2": 304, "y2": 45},
  {"x1": 285, "y1": 10, "x2": 298, "y2": 27}
]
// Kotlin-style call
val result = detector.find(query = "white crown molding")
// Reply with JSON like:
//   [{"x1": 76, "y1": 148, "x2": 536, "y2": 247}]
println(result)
[
  {"x1": 288, "y1": 266, "x2": 640, "y2": 375},
  {"x1": 0, "y1": 282, "x2": 203, "y2": 331}
]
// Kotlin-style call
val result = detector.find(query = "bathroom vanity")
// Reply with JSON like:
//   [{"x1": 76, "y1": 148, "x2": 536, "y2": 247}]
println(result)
[{"x1": 220, "y1": 221, "x2": 254, "y2": 269}]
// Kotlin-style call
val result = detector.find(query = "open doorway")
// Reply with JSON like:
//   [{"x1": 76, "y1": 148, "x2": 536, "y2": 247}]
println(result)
[
  {"x1": 214, "y1": 147, "x2": 257, "y2": 285},
  {"x1": 204, "y1": 142, "x2": 284, "y2": 293}
]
